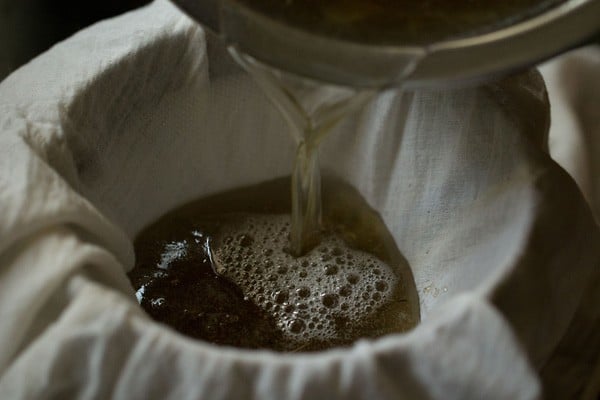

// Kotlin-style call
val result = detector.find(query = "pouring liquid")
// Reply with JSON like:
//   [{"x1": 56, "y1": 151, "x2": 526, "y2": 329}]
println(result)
[
  {"x1": 230, "y1": 49, "x2": 376, "y2": 255},
  {"x1": 128, "y1": 45, "x2": 421, "y2": 351}
]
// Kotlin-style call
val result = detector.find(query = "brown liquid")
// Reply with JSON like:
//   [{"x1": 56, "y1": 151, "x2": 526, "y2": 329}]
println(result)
[
  {"x1": 128, "y1": 178, "x2": 419, "y2": 352},
  {"x1": 235, "y1": 0, "x2": 566, "y2": 44}
]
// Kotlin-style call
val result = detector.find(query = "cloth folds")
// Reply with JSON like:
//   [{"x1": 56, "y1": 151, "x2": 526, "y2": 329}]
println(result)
[{"x1": 0, "y1": 1, "x2": 598, "y2": 399}]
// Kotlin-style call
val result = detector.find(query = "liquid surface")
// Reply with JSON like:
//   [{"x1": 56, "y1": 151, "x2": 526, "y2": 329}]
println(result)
[
  {"x1": 128, "y1": 178, "x2": 419, "y2": 351},
  {"x1": 235, "y1": 0, "x2": 566, "y2": 44}
]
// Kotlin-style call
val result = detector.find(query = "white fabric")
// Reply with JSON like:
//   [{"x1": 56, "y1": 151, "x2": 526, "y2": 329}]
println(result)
[
  {"x1": 541, "y1": 47, "x2": 600, "y2": 223},
  {"x1": 539, "y1": 47, "x2": 600, "y2": 400},
  {"x1": 0, "y1": 1, "x2": 598, "y2": 399}
]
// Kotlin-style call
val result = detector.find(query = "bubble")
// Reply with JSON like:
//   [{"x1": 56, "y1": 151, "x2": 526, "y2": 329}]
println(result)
[
  {"x1": 211, "y1": 213, "x2": 401, "y2": 345},
  {"x1": 321, "y1": 293, "x2": 339, "y2": 308},
  {"x1": 347, "y1": 274, "x2": 359, "y2": 285},
  {"x1": 297, "y1": 287, "x2": 311, "y2": 298},
  {"x1": 324, "y1": 264, "x2": 338, "y2": 275},
  {"x1": 294, "y1": 308, "x2": 310, "y2": 319},
  {"x1": 375, "y1": 280, "x2": 388, "y2": 292},
  {"x1": 273, "y1": 290, "x2": 289, "y2": 304},
  {"x1": 289, "y1": 319, "x2": 306, "y2": 334},
  {"x1": 338, "y1": 285, "x2": 352, "y2": 297},
  {"x1": 277, "y1": 265, "x2": 288, "y2": 275},
  {"x1": 284, "y1": 304, "x2": 295, "y2": 313}
]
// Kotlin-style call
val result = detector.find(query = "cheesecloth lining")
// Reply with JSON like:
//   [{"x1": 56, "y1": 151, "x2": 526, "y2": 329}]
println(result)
[{"x1": 0, "y1": 1, "x2": 598, "y2": 399}]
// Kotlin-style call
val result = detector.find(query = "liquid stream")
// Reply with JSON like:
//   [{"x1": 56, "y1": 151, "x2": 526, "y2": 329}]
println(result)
[
  {"x1": 230, "y1": 47, "x2": 420, "y2": 255},
  {"x1": 230, "y1": 48, "x2": 374, "y2": 255}
]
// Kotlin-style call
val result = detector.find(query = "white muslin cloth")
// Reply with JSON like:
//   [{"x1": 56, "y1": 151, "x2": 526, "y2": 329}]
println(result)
[{"x1": 0, "y1": 1, "x2": 598, "y2": 399}]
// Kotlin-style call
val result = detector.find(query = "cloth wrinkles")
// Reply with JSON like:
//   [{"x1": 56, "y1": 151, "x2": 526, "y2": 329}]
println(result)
[{"x1": 0, "y1": 1, "x2": 598, "y2": 399}]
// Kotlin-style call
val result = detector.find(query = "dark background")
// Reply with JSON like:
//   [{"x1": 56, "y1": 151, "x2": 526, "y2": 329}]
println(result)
[{"x1": 0, "y1": 0, "x2": 152, "y2": 80}]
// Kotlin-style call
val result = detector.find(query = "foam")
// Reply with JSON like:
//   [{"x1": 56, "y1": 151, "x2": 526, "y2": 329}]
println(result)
[{"x1": 212, "y1": 214, "x2": 401, "y2": 345}]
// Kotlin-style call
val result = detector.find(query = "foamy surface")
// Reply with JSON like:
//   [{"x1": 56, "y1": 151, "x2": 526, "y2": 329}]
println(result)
[{"x1": 212, "y1": 214, "x2": 401, "y2": 345}]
